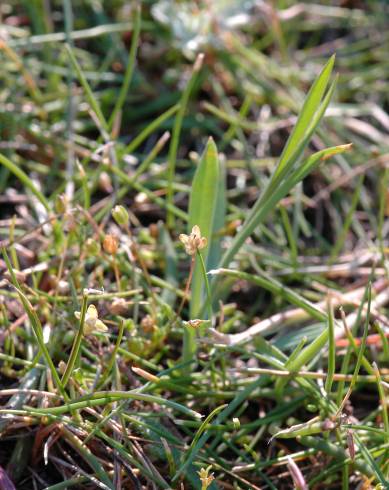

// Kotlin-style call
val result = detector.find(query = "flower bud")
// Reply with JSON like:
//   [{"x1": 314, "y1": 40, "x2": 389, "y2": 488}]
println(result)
[
  {"x1": 109, "y1": 298, "x2": 128, "y2": 315},
  {"x1": 55, "y1": 194, "x2": 68, "y2": 214},
  {"x1": 85, "y1": 237, "x2": 101, "y2": 256},
  {"x1": 57, "y1": 279, "x2": 70, "y2": 294},
  {"x1": 98, "y1": 171, "x2": 113, "y2": 193},
  {"x1": 58, "y1": 360, "x2": 67, "y2": 374},
  {"x1": 103, "y1": 234, "x2": 118, "y2": 255},
  {"x1": 127, "y1": 337, "x2": 144, "y2": 355},
  {"x1": 141, "y1": 314, "x2": 156, "y2": 333},
  {"x1": 112, "y1": 205, "x2": 129, "y2": 227}
]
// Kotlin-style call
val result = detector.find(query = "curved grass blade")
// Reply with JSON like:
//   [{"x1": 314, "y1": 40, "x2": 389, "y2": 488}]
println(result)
[
  {"x1": 273, "y1": 55, "x2": 335, "y2": 182},
  {"x1": 124, "y1": 103, "x2": 179, "y2": 154},
  {"x1": 217, "y1": 57, "x2": 338, "y2": 273},
  {"x1": 173, "y1": 404, "x2": 227, "y2": 481},
  {"x1": 2, "y1": 249, "x2": 67, "y2": 400}
]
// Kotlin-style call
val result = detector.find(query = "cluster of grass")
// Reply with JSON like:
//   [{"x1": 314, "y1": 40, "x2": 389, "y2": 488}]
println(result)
[{"x1": 0, "y1": 1, "x2": 388, "y2": 488}]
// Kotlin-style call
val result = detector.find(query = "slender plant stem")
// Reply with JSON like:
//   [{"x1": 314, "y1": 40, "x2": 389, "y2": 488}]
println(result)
[
  {"x1": 61, "y1": 293, "x2": 88, "y2": 388},
  {"x1": 108, "y1": 3, "x2": 141, "y2": 132}
]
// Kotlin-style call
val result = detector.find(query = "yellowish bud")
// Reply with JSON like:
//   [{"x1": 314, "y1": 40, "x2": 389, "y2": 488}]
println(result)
[
  {"x1": 112, "y1": 205, "x2": 129, "y2": 227},
  {"x1": 103, "y1": 234, "x2": 118, "y2": 255}
]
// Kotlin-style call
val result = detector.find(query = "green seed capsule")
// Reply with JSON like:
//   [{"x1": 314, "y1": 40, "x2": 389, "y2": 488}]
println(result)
[
  {"x1": 271, "y1": 416, "x2": 336, "y2": 440},
  {"x1": 306, "y1": 404, "x2": 317, "y2": 413},
  {"x1": 112, "y1": 205, "x2": 129, "y2": 227},
  {"x1": 85, "y1": 237, "x2": 101, "y2": 256},
  {"x1": 55, "y1": 194, "x2": 68, "y2": 214}
]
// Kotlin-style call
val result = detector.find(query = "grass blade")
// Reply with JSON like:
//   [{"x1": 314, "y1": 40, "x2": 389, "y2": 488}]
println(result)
[
  {"x1": 166, "y1": 53, "x2": 204, "y2": 228},
  {"x1": 108, "y1": 3, "x2": 141, "y2": 132},
  {"x1": 273, "y1": 55, "x2": 335, "y2": 181},
  {"x1": 325, "y1": 299, "x2": 335, "y2": 395},
  {"x1": 217, "y1": 59, "x2": 339, "y2": 273},
  {"x1": 65, "y1": 43, "x2": 108, "y2": 132},
  {"x1": 2, "y1": 248, "x2": 67, "y2": 400},
  {"x1": 0, "y1": 154, "x2": 50, "y2": 212}
]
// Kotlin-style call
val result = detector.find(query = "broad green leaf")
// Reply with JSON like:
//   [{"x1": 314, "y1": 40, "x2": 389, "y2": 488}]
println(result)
[
  {"x1": 207, "y1": 155, "x2": 226, "y2": 271},
  {"x1": 183, "y1": 138, "x2": 220, "y2": 362},
  {"x1": 188, "y1": 137, "x2": 220, "y2": 318}
]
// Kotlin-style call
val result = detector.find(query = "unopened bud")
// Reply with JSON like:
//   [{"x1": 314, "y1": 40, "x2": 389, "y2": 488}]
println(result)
[
  {"x1": 57, "y1": 279, "x2": 69, "y2": 294},
  {"x1": 112, "y1": 205, "x2": 129, "y2": 227},
  {"x1": 55, "y1": 194, "x2": 68, "y2": 214},
  {"x1": 149, "y1": 223, "x2": 159, "y2": 239},
  {"x1": 85, "y1": 237, "x2": 101, "y2": 256},
  {"x1": 141, "y1": 314, "x2": 156, "y2": 333},
  {"x1": 347, "y1": 429, "x2": 355, "y2": 461},
  {"x1": 109, "y1": 298, "x2": 128, "y2": 315},
  {"x1": 58, "y1": 361, "x2": 67, "y2": 375},
  {"x1": 99, "y1": 171, "x2": 113, "y2": 193},
  {"x1": 103, "y1": 234, "x2": 118, "y2": 255}
]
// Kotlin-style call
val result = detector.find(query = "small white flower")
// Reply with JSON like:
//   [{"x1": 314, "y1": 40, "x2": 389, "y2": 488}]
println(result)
[
  {"x1": 75, "y1": 304, "x2": 108, "y2": 336},
  {"x1": 179, "y1": 225, "x2": 207, "y2": 256}
]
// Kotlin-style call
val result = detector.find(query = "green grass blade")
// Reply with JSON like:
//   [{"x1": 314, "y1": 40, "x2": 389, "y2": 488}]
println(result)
[
  {"x1": 353, "y1": 432, "x2": 388, "y2": 486},
  {"x1": 60, "y1": 293, "x2": 88, "y2": 389},
  {"x1": 24, "y1": 391, "x2": 202, "y2": 419},
  {"x1": 207, "y1": 155, "x2": 226, "y2": 271},
  {"x1": 2, "y1": 248, "x2": 67, "y2": 400},
  {"x1": 0, "y1": 153, "x2": 50, "y2": 212},
  {"x1": 173, "y1": 404, "x2": 227, "y2": 481},
  {"x1": 218, "y1": 73, "x2": 340, "y2": 272},
  {"x1": 325, "y1": 300, "x2": 335, "y2": 395},
  {"x1": 209, "y1": 268, "x2": 327, "y2": 321},
  {"x1": 124, "y1": 103, "x2": 179, "y2": 154},
  {"x1": 65, "y1": 43, "x2": 108, "y2": 132},
  {"x1": 108, "y1": 3, "x2": 141, "y2": 132},
  {"x1": 216, "y1": 142, "x2": 351, "y2": 281},
  {"x1": 273, "y1": 54, "x2": 335, "y2": 181},
  {"x1": 166, "y1": 53, "x2": 204, "y2": 228}
]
